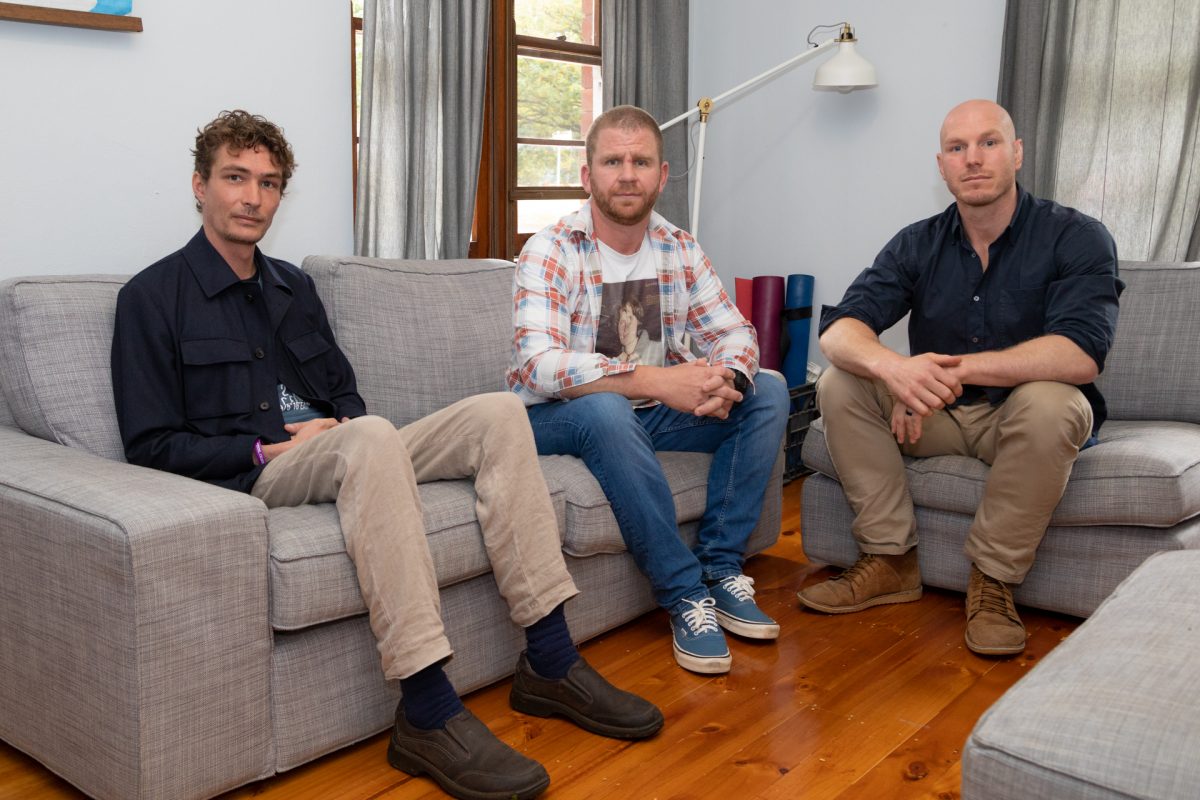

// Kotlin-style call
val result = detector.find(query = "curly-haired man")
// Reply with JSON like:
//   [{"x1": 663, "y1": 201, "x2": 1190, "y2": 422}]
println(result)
[{"x1": 111, "y1": 110, "x2": 662, "y2": 800}]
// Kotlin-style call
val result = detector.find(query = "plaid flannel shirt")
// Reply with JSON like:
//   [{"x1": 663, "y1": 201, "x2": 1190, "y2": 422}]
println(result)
[{"x1": 507, "y1": 200, "x2": 759, "y2": 406}]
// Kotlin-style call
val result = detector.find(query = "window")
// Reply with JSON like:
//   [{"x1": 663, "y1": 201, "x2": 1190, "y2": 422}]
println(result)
[
  {"x1": 350, "y1": 0, "x2": 600, "y2": 258},
  {"x1": 475, "y1": 0, "x2": 601, "y2": 258},
  {"x1": 350, "y1": 0, "x2": 364, "y2": 205}
]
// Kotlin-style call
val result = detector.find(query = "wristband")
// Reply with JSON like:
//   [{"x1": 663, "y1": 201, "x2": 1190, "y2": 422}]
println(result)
[{"x1": 253, "y1": 438, "x2": 266, "y2": 466}]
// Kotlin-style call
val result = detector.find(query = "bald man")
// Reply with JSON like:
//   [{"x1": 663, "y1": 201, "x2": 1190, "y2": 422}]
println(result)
[{"x1": 797, "y1": 100, "x2": 1123, "y2": 655}]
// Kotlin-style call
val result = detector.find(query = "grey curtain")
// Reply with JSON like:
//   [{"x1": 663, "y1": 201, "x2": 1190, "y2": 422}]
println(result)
[
  {"x1": 602, "y1": 0, "x2": 690, "y2": 230},
  {"x1": 999, "y1": 0, "x2": 1200, "y2": 261},
  {"x1": 356, "y1": 0, "x2": 489, "y2": 259}
]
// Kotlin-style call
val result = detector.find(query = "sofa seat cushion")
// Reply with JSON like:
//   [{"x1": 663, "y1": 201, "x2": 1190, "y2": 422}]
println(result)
[
  {"x1": 962, "y1": 550, "x2": 1200, "y2": 800},
  {"x1": 269, "y1": 477, "x2": 566, "y2": 630},
  {"x1": 802, "y1": 417, "x2": 1200, "y2": 528},
  {"x1": 553, "y1": 450, "x2": 714, "y2": 557}
]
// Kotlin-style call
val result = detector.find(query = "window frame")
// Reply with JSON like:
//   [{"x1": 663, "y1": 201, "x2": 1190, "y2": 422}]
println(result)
[
  {"x1": 351, "y1": 0, "x2": 600, "y2": 259},
  {"x1": 473, "y1": 0, "x2": 601, "y2": 259},
  {"x1": 350, "y1": 3, "x2": 363, "y2": 209}
]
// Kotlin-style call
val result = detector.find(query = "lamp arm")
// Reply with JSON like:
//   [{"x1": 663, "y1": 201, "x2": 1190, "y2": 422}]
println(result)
[
  {"x1": 659, "y1": 38, "x2": 837, "y2": 132},
  {"x1": 658, "y1": 37, "x2": 840, "y2": 237}
]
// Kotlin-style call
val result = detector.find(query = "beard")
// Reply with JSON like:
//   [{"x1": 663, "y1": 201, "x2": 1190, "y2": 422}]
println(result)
[{"x1": 592, "y1": 182, "x2": 661, "y2": 226}]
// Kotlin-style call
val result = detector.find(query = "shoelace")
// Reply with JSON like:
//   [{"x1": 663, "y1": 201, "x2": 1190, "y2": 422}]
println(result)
[
  {"x1": 720, "y1": 574, "x2": 756, "y2": 602},
  {"x1": 832, "y1": 554, "x2": 878, "y2": 588},
  {"x1": 679, "y1": 597, "x2": 720, "y2": 635},
  {"x1": 972, "y1": 573, "x2": 1019, "y2": 622}
]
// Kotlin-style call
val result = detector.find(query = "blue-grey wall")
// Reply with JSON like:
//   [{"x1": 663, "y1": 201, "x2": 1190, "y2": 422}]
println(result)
[
  {"x1": 0, "y1": 2, "x2": 352, "y2": 278},
  {"x1": 689, "y1": 0, "x2": 1007, "y2": 362}
]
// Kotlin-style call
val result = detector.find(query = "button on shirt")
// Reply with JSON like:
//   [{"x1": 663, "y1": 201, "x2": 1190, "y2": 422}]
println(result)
[{"x1": 819, "y1": 188, "x2": 1123, "y2": 432}]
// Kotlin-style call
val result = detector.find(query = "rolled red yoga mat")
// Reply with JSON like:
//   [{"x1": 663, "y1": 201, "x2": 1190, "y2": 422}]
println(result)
[
  {"x1": 734, "y1": 277, "x2": 754, "y2": 321},
  {"x1": 751, "y1": 275, "x2": 785, "y2": 370}
]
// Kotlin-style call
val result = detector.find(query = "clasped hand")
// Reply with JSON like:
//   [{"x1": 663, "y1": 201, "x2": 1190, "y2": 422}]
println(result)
[
  {"x1": 880, "y1": 352, "x2": 963, "y2": 417},
  {"x1": 880, "y1": 352, "x2": 965, "y2": 445},
  {"x1": 285, "y1": 416, "x2": 347, "y2": 443},
  {"x1": 657, "y1": 359, "x2": 743, "y2": 419}
]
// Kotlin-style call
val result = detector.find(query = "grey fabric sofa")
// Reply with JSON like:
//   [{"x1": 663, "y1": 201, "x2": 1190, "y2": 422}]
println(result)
[
  {"x1": 0, "y1": 256, "x2": 783, "y2": 800},
  {"x1": 800, "y1": 260, "x2": 1200, "y2": 618},
  {"x1": 962, "y1": 549, "x2": 1200, "y2": 800}
]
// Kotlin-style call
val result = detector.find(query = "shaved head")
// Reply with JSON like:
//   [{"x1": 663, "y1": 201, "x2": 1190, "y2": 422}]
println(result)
[
  {"x1": 936, "y1": 99, "x2": 1023, "y2": 210},
  {"x1": 940, "y1": 100, "x2": 1016, "y2": 150}
]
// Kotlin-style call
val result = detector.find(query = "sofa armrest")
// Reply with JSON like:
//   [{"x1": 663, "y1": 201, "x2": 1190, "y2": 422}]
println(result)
[{"x1": 0, "y1": 426, "x2": 272, "y2": 800}]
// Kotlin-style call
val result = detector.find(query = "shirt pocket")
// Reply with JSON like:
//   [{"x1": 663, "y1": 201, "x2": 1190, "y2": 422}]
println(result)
[
  {"x1": 998, "y1": 286, "x2": 1047, "y2": 344},
  {"x1": 284, "y1": 330, "x2": 333, "y2": 363},
  {"x1": 283, "y1": 330, "x2": 334, "y2": 396},
  {"x1": 180, "y1": 337, "x2": 252, "y2": 420}
]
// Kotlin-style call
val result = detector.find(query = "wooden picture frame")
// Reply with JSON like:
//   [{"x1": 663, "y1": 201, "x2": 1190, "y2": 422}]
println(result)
[{"x1": 0, "y1": 2, "x2": 142, "y2": 32}]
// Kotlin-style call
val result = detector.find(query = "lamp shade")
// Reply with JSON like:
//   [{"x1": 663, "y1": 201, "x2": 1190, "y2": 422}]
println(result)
[{"x1": 812, "y1": 41, "x2": 877, "y2": 92}]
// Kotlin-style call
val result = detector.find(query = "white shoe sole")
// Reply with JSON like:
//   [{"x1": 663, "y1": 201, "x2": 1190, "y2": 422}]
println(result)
[
  {"x1": 714, "y1": 610, "x2": 780, "y2": 640},
  {"x1": 672, "y1": 642, "x2": 731, "y2": 674}
]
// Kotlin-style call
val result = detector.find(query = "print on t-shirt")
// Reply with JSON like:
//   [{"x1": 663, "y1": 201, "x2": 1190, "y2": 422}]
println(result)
[{"x1": 596, "y1": 278, "x2": 666, "y2": 366}]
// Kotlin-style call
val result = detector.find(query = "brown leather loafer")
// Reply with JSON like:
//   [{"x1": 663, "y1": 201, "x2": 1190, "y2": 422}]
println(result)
[
  {"x1": 388, "y1": 704, "x2": 549, "y2": 800},
  {"x1": 509, "y1": 653, "x2": 664, "y2": 739}
]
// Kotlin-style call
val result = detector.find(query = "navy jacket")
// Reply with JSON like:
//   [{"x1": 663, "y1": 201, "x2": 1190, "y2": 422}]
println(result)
[
  {"x1": 820, "y1": 188, "x2": 1123, "y2": 433},
  {"x1": 111, "y1": 229, "x2": 366, "y2": 492}
]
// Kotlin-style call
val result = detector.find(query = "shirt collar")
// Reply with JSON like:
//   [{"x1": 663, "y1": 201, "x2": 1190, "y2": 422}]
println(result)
[
  {"x1": 949, "y1": 184, "x2": 1031, "y2": 244},
  {"x1": 182, "y1": 228, "x2": 289, "y2": 298},
  {"x1": 567, "y1": 200, "x2": 677, "y2": 245}
]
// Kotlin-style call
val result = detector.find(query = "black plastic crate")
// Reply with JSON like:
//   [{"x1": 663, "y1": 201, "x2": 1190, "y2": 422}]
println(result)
[{"x1": 783, "y1": 382, "x2": 819, "y2": 483}]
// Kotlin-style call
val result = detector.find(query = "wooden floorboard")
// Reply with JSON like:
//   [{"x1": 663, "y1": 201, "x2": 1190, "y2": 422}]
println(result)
[{"x1": 0, "y1": 478, "x2": 1081, "y2": 799}]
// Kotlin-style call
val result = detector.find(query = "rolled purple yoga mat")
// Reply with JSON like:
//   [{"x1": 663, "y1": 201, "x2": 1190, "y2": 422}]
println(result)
[{"x1": 751, "y1": 275, "x2": 785, "y2": 370}]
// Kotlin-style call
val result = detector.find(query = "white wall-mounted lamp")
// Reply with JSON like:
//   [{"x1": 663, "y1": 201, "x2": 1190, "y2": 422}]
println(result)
[{"x1": 660, "y1": 23, "x2": 877, "y2": 238}]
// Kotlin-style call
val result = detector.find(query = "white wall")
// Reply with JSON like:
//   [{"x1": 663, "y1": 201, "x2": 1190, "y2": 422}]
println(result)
[
  {"x1": 0, "y1": 2, "x2": 352, "y2": 279},
  {"x1": 689, "y1": 0, "x2": 1007, "y2": 361}
]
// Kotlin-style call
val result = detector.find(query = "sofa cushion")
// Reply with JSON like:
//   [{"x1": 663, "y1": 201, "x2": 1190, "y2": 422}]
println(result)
[
  {"x1": 802, "y1": 417, "x2": 1200, "y2": 528},
  {"x1": 303, "y1": 256, "x2": 515, "y2": 428},
  {"x1": 1099, "y1": 261, "x2": 1200, "y2": 424},
  {"x1": 554, "y1": 451, "x2": 715, "y2": 557},
  {"x1": 0, "y1": 275, "x2": 128, "y2": 461},
  {"x1": 269, "y1": 469, "x2": 567, "y2": 630},
  {"x1": 268, "y1": 449, "x2": 722, "y2": 629},
  {"x1": 962, "y1": 550, "x2": 1200, "y2": 800}
]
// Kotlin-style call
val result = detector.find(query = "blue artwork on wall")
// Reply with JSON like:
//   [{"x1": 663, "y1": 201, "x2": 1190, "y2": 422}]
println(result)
[
  {"x1": 91, "y1": 0, "x2": 132, "y2": 13},
  {"x1": 9, "y1": 1, "x2": 134, "y2": 16}
]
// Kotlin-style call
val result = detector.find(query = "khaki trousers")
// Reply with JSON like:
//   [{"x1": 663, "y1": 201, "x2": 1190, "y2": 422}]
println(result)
[
  {"x1": 816, "y1": 366, "x2": 1092, "y2": 583},
  {"x1": 251, "y1": 392, "x2": 578, "y2": 681}
]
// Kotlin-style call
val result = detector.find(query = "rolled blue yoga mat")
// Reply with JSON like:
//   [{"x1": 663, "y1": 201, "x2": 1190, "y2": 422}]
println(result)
[{"x1": 781, "y1": 274, "x2": 814, "y2": 387}]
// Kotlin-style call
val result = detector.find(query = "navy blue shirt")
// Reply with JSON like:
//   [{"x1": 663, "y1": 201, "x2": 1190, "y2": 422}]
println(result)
[
  {"x1": 820, "y1": 188, "x2": 1123, "y2": 432},
  {"x1": 111, "y1": 229, "x2": 366, "y2": 493}
]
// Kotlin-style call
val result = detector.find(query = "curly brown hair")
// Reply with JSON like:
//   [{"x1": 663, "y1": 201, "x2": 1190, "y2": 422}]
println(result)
[{"x1": 192, "y1": 110, "x2": 296, "y2": 211}]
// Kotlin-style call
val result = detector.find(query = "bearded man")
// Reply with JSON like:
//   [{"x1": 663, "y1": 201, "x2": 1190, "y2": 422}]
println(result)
[{"x1": 507, "y1": 105, "x2": 789, "y2": 675}]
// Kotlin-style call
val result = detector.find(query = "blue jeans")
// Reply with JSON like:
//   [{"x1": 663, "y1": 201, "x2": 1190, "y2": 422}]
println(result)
[{"x1": 525, "y1": 372, "x2": 789, "y2": 615}]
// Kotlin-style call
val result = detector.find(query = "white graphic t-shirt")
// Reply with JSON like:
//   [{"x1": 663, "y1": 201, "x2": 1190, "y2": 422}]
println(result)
[
  {"x1": 595, "y1": 236, "x2": 666, "y2": 407},
  {"x1": 595, "y1": 236, "x2": 665, "y2": 367}
]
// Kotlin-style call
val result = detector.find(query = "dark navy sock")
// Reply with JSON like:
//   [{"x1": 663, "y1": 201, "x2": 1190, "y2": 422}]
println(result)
[
  {"x1": 524, "y1": 603, "x2": 580, "y2": 680},
  {"x1": 400, "y1": 661, "x2": 464, "y2": 730}
]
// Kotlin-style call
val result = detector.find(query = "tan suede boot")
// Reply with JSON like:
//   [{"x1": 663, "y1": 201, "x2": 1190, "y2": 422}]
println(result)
[
  {"x1": 964, "y1": 564, "x2": 1027, "y2": 655},
  {"x1": 797, "y1": 549, "x2": 922, "y2": 614}
]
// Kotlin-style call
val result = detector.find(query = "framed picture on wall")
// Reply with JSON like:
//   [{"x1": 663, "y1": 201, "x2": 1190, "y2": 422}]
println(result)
[{"x1": 0, "y1": 1, "x2": 142, "y2": 31}]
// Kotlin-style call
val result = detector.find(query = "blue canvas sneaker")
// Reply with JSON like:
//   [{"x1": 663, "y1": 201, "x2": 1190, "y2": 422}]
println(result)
[
  {"x1": 709, "y1": 575, "x2": 780, "y2": 640},
  {"x1": 670, "y1": 596, "x2": 731, "y2": 674}
]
